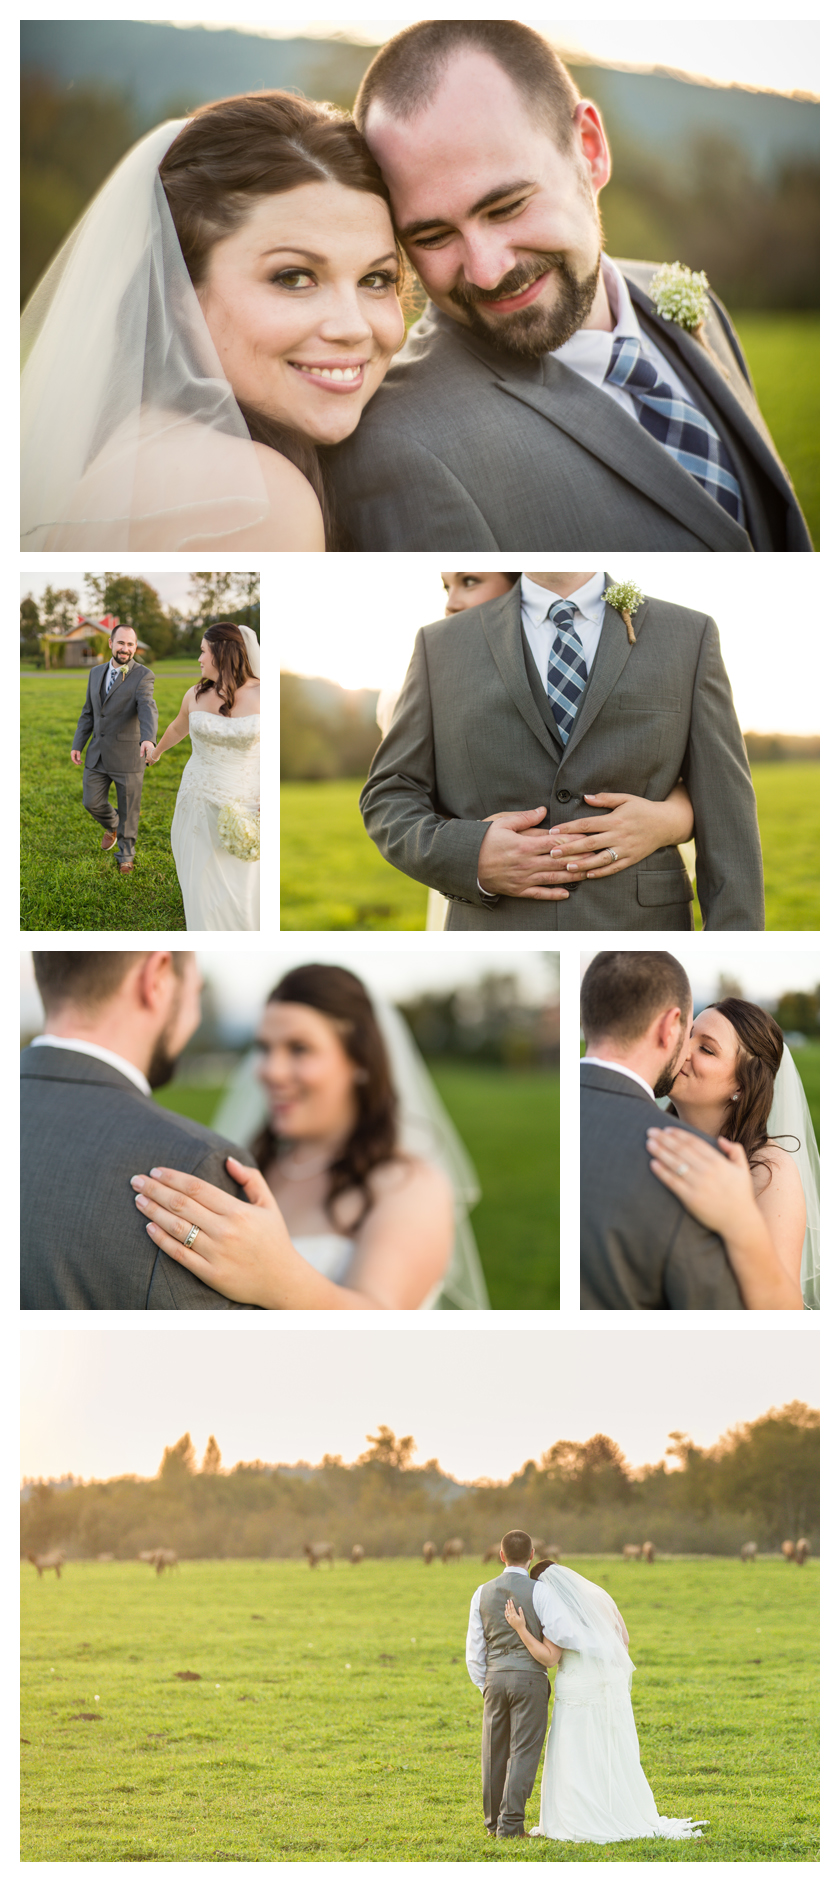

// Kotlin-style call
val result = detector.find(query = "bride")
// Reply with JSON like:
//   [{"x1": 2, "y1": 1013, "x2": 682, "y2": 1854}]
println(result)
[
  {"x1": 505, "y1": 1560, "x2": 705, "y2": 1843},
  {"x1": 149, "y1": 624, "x2": 260, "y2": 931},
  {"x1": 647, "y1": 997, "x2": 819, "y2": 1309},
  {"x1": 130, "y1": 963, "x2": 489, "y2": 1309},
  {"x1": 21, "y1": 92, "x2": 406, "y2": 550}
]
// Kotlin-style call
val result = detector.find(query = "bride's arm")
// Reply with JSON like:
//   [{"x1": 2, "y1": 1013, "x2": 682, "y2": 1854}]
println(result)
[
  {"x1": 504, "y1": 1600, "x2": 561, "y2": 1667},
  {"x1": 148, "y1": 689, "x2": 195, "y2": 763},
  {"x1": 341, "y1": 1160, "x2": 453, "y2": 1308},
  {"x1": 129, "y1": 1160, "x2": 439, "y2": 1310},
  {"x1": 547, "y1": 781, "x2": 694, "y2": 880},
  {"x1": 646, "y1": 1128, "x2": 803, "y2": 1309}
]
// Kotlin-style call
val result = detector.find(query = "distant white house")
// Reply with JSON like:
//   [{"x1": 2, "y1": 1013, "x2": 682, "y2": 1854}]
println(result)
[{"x1": 40, "y1": 614, "x2": 150, "y2": 670}]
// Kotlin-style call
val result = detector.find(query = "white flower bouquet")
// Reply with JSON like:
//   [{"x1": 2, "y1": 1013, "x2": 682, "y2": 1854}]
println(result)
[{"x1": 217, "y1": 803, "x2": 260, "y2": 862}]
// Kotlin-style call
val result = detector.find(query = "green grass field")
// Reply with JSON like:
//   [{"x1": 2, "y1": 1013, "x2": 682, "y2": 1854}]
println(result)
[
  {"x1": 281, "y1": 767, "x2": 818, "y2": 934},
  {"x1": 733, "y1": 313, "x2": 819, "y2": 548},
  {"x1": 160, "y1": 1063, "x2": 559, "y2": 1310},
  {"x1": 20, "y1": 1555, "x2": 818, "y2": 1863},
  {"x1": 20, "y1": 665, "x2": 200, "y2": 932}
]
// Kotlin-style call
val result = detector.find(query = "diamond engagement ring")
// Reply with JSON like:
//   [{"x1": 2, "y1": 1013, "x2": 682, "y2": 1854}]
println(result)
[
  {"x1": 675, "y1": 1162, "x2": 689, "y2": 1177},
  {"x1": 182, "y1": 1223, "x2": 200, "y2": 1249}
]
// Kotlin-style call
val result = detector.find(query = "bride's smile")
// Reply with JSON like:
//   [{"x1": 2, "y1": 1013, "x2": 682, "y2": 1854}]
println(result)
[
  {"x1": 197, "y1": 180, "x2": 405, "y2": 446},
  {"x1": 255, "y1": 1001, "x2": 359, "y2": 1144}
]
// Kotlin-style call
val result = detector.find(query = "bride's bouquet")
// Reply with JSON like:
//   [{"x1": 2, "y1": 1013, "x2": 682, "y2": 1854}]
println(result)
[{"x1": 217, "y1": 803, "x2": 260, "y2": 862}]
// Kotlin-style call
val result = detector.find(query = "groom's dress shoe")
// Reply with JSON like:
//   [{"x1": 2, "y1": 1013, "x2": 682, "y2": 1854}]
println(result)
[
  {"x1": 101, "y1": 831, "x2": 118, "y2": 851},
  {"x1": 119, "y1": 860, "x2": 134, "y2": 874}
]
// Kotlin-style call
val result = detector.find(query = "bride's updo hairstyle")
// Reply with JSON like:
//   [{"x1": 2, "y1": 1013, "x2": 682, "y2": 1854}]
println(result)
[
  {"x1": 711, "y1": 997, "x2": 788, "y2": 1175},
  {"x1": 256, "y1": 962, "x2": 401, "y2": 1231},
  {"x1": 159, "y1": 94, "x2": 405, "y2": 547},
  {"x1": 196, "y1": 623, "x2": 256, "y2": 717}
]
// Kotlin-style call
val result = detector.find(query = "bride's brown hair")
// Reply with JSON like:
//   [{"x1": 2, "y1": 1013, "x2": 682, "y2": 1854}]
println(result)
[
  {"x1": 159, "y1": 92, "x2": 406, "y2": 550},
  {"x1": 711, "y1": 998, "x2": 790, "y2": 1183},
  {"x1": 195, "y1": 623, "x2": 256, "y2": 717},
  {"x1": 254, "y1": 963, "x2": 401, "y2": 1232}
]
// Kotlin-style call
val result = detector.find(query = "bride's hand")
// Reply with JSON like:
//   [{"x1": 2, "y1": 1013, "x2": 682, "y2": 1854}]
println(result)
[
  {"x1": 504, "y1": 1598, "x2": 528, "y2": 1636},
  {"x1": 646, "y1": 1128, "x2": 758, "y2": 1240},
  {"x1": 142, "y1": 741, "x2": 159, "y2": 764},
  {"x1": 130, "y1": 1157, "x2": 296, "y2": 1306},
  {"x1": 548, "y1": 784, "x2": 694, "y2": 879}
]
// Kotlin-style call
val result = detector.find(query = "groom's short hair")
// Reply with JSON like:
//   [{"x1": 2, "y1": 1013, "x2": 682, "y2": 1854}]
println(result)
[
  {"x1": 33, "y1": 951, "x2": 186, "y2": 1014},
  {"x1": 501, "y1": 1529, "x2": 533, "y2": 1565},
  {"x1": 355, "y1": 21, "x2": 581, "y2": 153},
  {"x1": 581, "y1": 952, "x2": 692, "y2": 1047}
]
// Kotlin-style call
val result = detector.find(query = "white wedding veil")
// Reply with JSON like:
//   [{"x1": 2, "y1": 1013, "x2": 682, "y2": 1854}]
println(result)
[
  {"x1": 537, "y1": 1564, "x2": 635, "y2": 1677},
  {"x1": 767, "y1": 1043, "x2": 820, "y2": 1310},
  {"x1": 237, "y1": 627, "x2": 261, "y2": 679},
  {"x1": 21, "y1": 120, "x2": 271, "y2": 550},
  {"x1": 212, "y1": 994, "x2": 490, "y2": 1310}
]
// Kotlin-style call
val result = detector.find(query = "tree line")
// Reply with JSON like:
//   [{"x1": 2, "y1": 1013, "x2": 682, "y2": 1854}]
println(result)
[
  {"x1": 20, "y1": 573, "x2": 259, "y2": 666},
  {"x1": 20, "y1": 1404, "x2": 818, "y2": 1563}
]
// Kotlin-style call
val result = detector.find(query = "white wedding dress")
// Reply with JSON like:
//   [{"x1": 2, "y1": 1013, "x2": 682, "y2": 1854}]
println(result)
[
  {"x1": 291, "y1": 1233, "x2": 444, "y2": 1306},
  {"x1": 533, "y1": 1652, "x2": 703, "y2": 1843},
  {"x1": 171, "y1": 711, "x2": 260, "y2": 931}
]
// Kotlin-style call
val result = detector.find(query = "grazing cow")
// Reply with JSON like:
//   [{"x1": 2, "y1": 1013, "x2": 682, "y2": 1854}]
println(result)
[
  {"x1": 153, "y1": 1549, "x2": 178, "y2": 1575},
  {"x1": 740, "y1": 1542, "x2": 758, "y2": 1562},
  {"x1": 482, "y1": 1544, "x2": 499, "y2": 1563},
  {"x1": 781, "y1": 1540, "x2": 796, "y2": 1562},
  {"x1": 795, "y1": 1538, "x2": 810, "y2": 1566},
  {"x1": 27, "y1": 1550, "x2": 64, "y2": 1579},
  {"x1": 422, "y1": 1541, "x2": 437, "y2": 1565},
  {"x1": 350, "y1": 1545, "x2": 364, "y2": 1565},
  {"x1": 641, "y1": 1541, "x2": 656, "y2": 1563},
  {"x1": 441, "y1": 1538, "x2": 464, "y2": 1563},
  {"x1": 533, "y1": 1541, "x2": 561, "y2": 1562},
  {"x1": 622, "y1": 1545, "x2": 642, "y2": 1561},
  {"x1": 303, "y1": 1542, "x2": 334, "y2": 1569}
]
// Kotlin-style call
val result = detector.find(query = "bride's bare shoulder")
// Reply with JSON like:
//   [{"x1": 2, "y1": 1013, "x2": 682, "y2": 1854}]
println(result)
[
  {"x1": 252, "y1": 444, "x2": 325, "y2": 550},
  {"x1": 753, "y1": 1140, "x2": 804, "y2": 1203}
]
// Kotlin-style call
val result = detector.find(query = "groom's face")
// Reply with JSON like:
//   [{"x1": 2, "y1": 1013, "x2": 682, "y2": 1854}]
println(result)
[
  {"x1": 147, "y1": 955, "x2": 203, "y2": 1090},
  {"x1": 366, "y1": 50, "x2": 608, "y2": 358},
  {"x1": 110, "y1": 629, "x2": 136, "y2": 665}
]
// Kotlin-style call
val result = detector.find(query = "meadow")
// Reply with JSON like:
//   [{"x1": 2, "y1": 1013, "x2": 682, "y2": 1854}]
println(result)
[
  {"x1": 160, "y1": 1063, "x2": 560, "y2": 1311},
  {"x1": 734, "y1": 312, "x2": 819, "y2": 548},
  {"x1": 20, "y1": 1554, "x2": 818, "y2": 1863},
  {"x1": 281, "y1": 767, "x2": 818, "y2": 933},
  {"x1": 20, "y1": 665, "x2": 199, "y2": 932}
]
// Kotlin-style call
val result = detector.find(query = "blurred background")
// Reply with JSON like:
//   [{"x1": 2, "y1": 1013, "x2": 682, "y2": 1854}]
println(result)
[
  {"x1": 279, "y1": 560, "x2": 819, "y2": 933},
  {"x1": 579, "y1": 948, "x2": 819, "y2": 1143},
  {"x1": 21, "y1": 949, "x2": 560, "y2": 1311},
  {"x1": 21, "y1": 18, "x2": 818, "y2": 541}
]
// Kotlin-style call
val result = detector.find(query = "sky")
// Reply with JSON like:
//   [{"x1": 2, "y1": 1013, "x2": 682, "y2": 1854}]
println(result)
[
  {"x1": 20, "y1": 948, "x2": 560, "y2": 1043},
  {"x1": 279, "y1": 560, "x2": 821, "y2": 735},
  {"x1": 193, "y1": 19, "x2": 819, "y2": 97},
  {"x1": 21, "y1": 572, "x2": 198, "y2": 615},
  {"x1": 20, "y1": 1328, "x2": 818, "y2": 1485},
  {"x1": 580, "y1": 948, "x2": 820, "y2": 1008}
]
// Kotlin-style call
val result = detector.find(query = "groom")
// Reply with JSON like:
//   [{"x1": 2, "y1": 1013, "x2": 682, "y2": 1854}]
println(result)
[
  {"x1": 580, "y1": 951, "x2": 744, "y2": 1309},
  {"x1": 331, "y1": 19, "x2": 812, "y2": 552},
  {"x1": 467, "y1": 1530, "x2": 567, "y2": 1837},
  {"x1": 361, "y1": 572, "x2": 764, "y2": 931},
  {"x1": 71, "y1": 623, "x2": 157, "y2": 874},
  {"x1": 20, "y1": 951, "x2": 258, "y2": 1310}
]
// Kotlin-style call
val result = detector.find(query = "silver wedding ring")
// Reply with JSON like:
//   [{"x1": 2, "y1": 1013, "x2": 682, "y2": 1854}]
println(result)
[
  {"x1": 182, "y1": 1223, "x2": 200, "y2": 1249},
  {"x1": 607, "y1": 848, "x2": 619, "y2": 864}
]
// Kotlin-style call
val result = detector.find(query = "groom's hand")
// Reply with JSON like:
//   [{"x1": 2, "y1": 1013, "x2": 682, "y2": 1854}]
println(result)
[
  {"x1": 140, "y1": 741, "x2": 156, "y2": 763},
  {"x1": 70, "y1": 749, "x2": 83, "y2": 767},
  {"x1": 477, "y1": 808, "x2": 571, "y2": 899}
]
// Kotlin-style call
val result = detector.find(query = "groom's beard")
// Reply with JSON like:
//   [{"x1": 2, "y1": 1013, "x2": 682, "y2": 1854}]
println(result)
[
  {"x1": 448, "y1": 251, "x2": 601, "y2": 360},
  {"x1": 653, "y1": 1048, "x2": 687, "y2": 1101},
  {"x1": 147, "y1": 1015, "x2": 184, "y2": 1090}
]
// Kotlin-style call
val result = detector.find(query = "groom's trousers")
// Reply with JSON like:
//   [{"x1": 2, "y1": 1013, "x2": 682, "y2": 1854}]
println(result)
[
  {"x1": 82, "y1": 760, "x2": 144, "y2": 863},
  {"x1": 482, "y1": 1669, "x2": 549, "y2": 1836}
]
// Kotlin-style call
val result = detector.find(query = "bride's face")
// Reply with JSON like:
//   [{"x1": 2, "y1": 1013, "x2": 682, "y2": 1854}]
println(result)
[
  {"x1": 671, "y1": 1007, "x2": 741, "y2": 1108},
  {"x1": 256, "y1": 1000, "x2": 360, "y2": 1142},
  {"x1": 441, "y1": 572, "x2": 515, "y2": 613},
  {"x1": 197, "y1": 181, "x2": 405, "y2": 446},
  {"x1": 198, "y1": 638, "x2": 219, "y2": 680}
]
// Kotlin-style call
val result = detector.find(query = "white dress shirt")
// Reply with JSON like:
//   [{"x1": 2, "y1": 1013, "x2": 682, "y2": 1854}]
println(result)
[
  {"x1": 104, "y1": 658, "x2": 125, "y2": 695},
  {"x1": 31, "y1": 1034, "x2": 152, "y2": 1097},
  {"x1": 555, "y1": 253, "x2": 696, "y2": 419},
  {"x1": 519, "y1": 572, "x2": 607, "y2": 688},
  {"x1": 466, "y1": 1566, "x2": 570, "y2": 1691},
  {"x1": 582, "y1": 1055, "x2": 656, "y2": 1103}
]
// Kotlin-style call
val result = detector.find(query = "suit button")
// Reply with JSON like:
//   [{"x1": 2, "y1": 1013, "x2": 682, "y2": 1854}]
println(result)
[{"x1": 556, "y1": 790, "x2": 572, "y2": 803}]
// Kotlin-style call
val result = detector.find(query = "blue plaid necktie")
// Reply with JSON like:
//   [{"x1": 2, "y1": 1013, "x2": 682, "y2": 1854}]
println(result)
[
  {"x1": 546, "y1": 599, "x2": 587, "y2": 746},
  {"x1": 606, "y1": 333, "x2": 745, "y2": 526}
]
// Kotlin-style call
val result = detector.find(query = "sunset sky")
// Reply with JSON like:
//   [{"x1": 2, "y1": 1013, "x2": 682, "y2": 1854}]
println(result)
[{"x1": 21, "y1": 1328, "x2": 818, "y2": 1486}]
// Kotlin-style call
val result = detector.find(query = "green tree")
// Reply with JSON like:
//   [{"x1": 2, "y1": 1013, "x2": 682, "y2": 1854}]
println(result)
[
  {"x1": 20, "y1": 593, "x2": 42, "y2": 663},
  {"x1": 202, "y1": 1436, "x2": 222, "y2": 1475},
  {"x1": 40, "y1": 586, "x2": 79, "y2": 632},
  {"x1": 358, "y1": 1426, "x2": 417, "y2": 1471},
  {"x1": 710, "y1": 1402, "x2": 819, "y2": 1538},
  {"x1": 83, "y1": 574, "x2": 175, "y2": 661},
  {"x1": 158, "y1": 1433, "x2": 197, "y2": 1481},
  {"x1": 21, "y1": 72, "x2": 137, "y2": 305},
  {"x1": 774, "y1": 987, "x2": 820, "y2": 1038}
]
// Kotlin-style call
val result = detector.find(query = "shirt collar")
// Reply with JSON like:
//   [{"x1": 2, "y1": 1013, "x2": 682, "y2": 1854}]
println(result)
[
  {"x1": 30, "y1": 1035, "x2": 152, "y2": 1097},
  {"x1": 582, "y1": 1055, "x2": 656, "y2": 1103},
  {"x1": 520, "y1": 571, "x2": 606, "y2": 631},
  {"x1": 552, "y1": 255, "x2": 642, "y2": 385}
]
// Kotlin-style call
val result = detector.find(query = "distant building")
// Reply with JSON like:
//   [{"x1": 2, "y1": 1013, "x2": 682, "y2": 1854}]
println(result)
[{"x1": 39, "y1": 614, "x2": 150, "y2": 670}]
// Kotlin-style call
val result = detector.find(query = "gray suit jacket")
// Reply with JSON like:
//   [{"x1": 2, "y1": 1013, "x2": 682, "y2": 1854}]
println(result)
[
  {"x1": 20, "y1": 1047, "x2": 258, "y2": 1310},
  {"x1": 73, "y1": 659, "x2": 158, "y2": 774},
  {"x1": 580, "y1": 1064, "x2": 745, "y2": 1310},
  {"x1": 329, "y1": 264, "x2": 811, "y2": 553},
  {"x1": 360, "y1": 581, "x2": 764, "y2": 931}
]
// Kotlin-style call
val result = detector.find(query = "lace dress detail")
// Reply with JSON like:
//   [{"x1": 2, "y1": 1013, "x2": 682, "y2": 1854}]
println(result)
[{"x1": 171, "y1": 712, "x2": 260, "y2": 930}]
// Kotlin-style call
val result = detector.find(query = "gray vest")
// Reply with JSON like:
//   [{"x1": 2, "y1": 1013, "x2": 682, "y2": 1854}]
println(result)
[{"x1": 479, "y1": 1570, "x2": 545, "y2": 1674}]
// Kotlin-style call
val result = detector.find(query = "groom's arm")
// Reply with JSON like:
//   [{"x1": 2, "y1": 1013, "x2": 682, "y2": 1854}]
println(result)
[
  {"x1": 682, "y1": 619, "x2": 764, "y2": 930},
  {"x1": 135, "y1": 668, "x2": 158, "y2": 747},
  {"x1": 72, "y1": 674, "x2": 95, "y2": 754}
]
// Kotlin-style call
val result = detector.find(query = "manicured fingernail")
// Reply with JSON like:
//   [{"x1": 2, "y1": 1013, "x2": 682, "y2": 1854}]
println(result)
[
  {"x1": 130, "y1": 1176, "x2": 144, "y2": 1189},
  {"x1": 150, "y1": 1168, "x2": 162, "y2": 1178},
  {"x1": 567, "y1": 863, "x2": 579, "y2": 872}
]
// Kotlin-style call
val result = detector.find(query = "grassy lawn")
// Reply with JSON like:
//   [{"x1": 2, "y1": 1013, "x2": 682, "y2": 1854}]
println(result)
[
  {"x1": 282, "y1": 769, "x2": 818, "y2": 934},
  {"x1": 158, "y1": 1063, "x2": 560, "y2": 1311},
  {"x1": 20, "y1": 665, "x2": 200, "y2": 932},
  {"x1": 733, "y1": 312, "x2": 819, "y2": 548},
  {"x1": 20, "y1": 1555, "x2": 818, "y2": 1863}
]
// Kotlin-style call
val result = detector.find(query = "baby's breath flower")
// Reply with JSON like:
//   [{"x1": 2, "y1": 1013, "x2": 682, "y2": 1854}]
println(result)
[
  {"x1": 217, "y1": 803, "x2": 260, "y2": 862},
  {"x1": 649, "y1": 261, "x2": 711, "y2": 332},
  {"x1": 604, "y1": 580, "x2": 645, "y2": 646}
]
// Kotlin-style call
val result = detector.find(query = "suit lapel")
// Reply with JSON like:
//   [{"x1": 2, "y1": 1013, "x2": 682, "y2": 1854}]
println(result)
[
  {"x1": 479, "y1": 588, "x2": 560, "y2": 763},
  {"x1": 101, "y1": 657, "x2": 135, "y2": 709},
  {"x1": 560, "y1": 581, "x2": 649, "y2": 768}
]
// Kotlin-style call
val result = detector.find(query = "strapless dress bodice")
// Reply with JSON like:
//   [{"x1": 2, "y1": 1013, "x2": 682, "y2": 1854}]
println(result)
[{"x1": 183, "y1": 711, "x2": 260, "y2": 804}]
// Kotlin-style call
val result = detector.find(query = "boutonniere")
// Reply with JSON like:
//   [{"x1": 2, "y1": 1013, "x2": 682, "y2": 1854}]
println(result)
[
  {"x1": 648, "y1": 261, "x2": 729, "y2": 378},
  {"x1": 604, "y1": 580, "x2": 644, "y2": 646}
]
